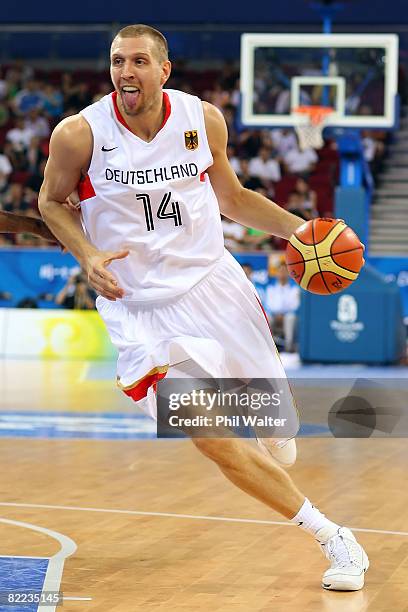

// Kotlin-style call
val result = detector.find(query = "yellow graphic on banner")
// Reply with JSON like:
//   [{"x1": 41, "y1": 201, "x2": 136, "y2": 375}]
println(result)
[{"x1": 41, "y1": 311, "x2": 116, "y2": 359}]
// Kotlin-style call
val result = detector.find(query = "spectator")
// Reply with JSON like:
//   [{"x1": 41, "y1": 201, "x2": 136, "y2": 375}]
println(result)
[
  {"x1": 17, "y1": 297, "x2": 38, "y2": 308},
  {"x1": 283, "y1": 145, "x2": 318, "y2": 177},
  {"x1": 274, "y1": 89, "x2": 291, "y2": 114},
  {"x1": 239, "y1": 129, "x2": 263, "y2": 158},
  {"x1": 6, "y1": 117, "x2": 35, "y2": 153},
  {"x1": 27, "y1": 136, "x2": 46, "y2": 174},
  {"x1": 4, "y1": 68, "x2": 21, "y2": 103},
  {"x1": 24, "y1": 108, "x2": 50, "y2": 140},
  {"x1": 55, "y1": 272, "x2": 95, "y2": 310},
  {"x1": 92, "y1": 82, "x2": 112, "y2": 103},
  {"x1": 0, "y1": 76, "x2": 9, "y2": 101},
  {"x1": 265, "y1": 263, "x2": 300, "y2": 352},
  {"x1": 361, "y1": 129, "x2": 385, "y2": 182},
  {"x1": 0, "y1": 101, "x2": 9, "y2": 127},
  {"x1": 295, "y1": 177, "x2": 318, "y2": 219},
  {"x1": 5, "y1": 60, "x2": 34, "y2": 88},
  {"x1": 286, "y1": 191, "x2": 311, "y2": 221},
  {"x1": 227, "y1": 143, "x2": 241, "y2": 175},
  {"x1": 270, "y1": 128, "x2": 298, "y2": 157},
  {"x1": 13, "y1": 79, "x2": 44, "y2": 114},
  {"x1": 0, "y1": 149, "x2": 13, "y2": 193},
  {"x1": 244, "y1": 226, "x2": 272, "y2": 250},
  {"x1": 238, "y1": 159, "x2": 263, "y2": 191},
  {"x1": 0, "y1": 290, "x2": 12, "y2": 301},
  {"x1": 205, "y1": 82, "x2": 230, "y2": 110},
  {"x1": 2, "y1": 183, "x2": 31, "y2": 214},
  {"x1": 221, "y1": 216, "x2": 247, "y2": 251},
  {"x1": 221, "y1": 104, "x2": 238, "y2": 145},
  {"x1": 230, "y1": 78, "x2": 240, "y2": 108},
  {"x1": 42, "y1": 84, "x2": 64, "y2": 119},
  {"x1": 65, "y1": 82, "x2": 92, "y2": 112},
  {"x1": 244, "y1": 187, "x2": 275, "y2": 251},
  {"x1": 26, "y1": 159, "x2": 47, "y2": 203},
  {"x1": 248, "y1": 145, "x2": 281, "y2": 190},
  {"x1": 219, "y1": 61, "x2": 239, "y2": 91}
]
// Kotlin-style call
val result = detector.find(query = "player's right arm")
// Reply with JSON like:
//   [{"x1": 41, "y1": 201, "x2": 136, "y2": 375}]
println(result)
[{"x1": 39, "y1": 116, "x2": 128, "y2": 300}]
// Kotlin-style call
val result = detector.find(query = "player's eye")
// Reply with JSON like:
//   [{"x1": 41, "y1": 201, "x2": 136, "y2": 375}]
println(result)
[{"x1": 112, "y1": 58, "x2": 123, "y2": 66}]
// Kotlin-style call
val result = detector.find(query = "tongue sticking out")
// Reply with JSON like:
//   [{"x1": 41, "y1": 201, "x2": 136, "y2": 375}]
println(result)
[{"x1": 123, "y1": 90, "x2": 140, "y2": 109}]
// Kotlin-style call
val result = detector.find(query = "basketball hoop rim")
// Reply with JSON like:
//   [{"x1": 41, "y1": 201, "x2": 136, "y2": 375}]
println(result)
[{"x1": 293, "y1": 105, "x2": 335, "y2": 126}]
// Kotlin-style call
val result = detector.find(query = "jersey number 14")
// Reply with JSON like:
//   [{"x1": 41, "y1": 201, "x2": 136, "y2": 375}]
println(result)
[{"x1": 136, "y1": 192, "x2": 182, "y2": 232}]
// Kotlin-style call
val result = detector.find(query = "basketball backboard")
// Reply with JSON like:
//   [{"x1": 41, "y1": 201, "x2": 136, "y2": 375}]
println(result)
[{"x1": 240, "y1": 33, "x2": 399, "y2": 129}]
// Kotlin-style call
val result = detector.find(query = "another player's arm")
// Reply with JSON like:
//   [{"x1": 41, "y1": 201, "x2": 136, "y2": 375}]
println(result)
[
  {"x1": 0, "y1": 211, "x2": 56, "y2": 241},
  {"x1": 38, "y1": 115, "x2": 128, "y2": 300},
  {"x1": 203, "y1": 102, "x2": 304, "y2": 240}
]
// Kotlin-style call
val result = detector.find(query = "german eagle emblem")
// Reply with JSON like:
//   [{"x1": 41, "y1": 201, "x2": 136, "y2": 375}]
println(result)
[{"x1": 184, "y1": 130, "x2": 199, "y2": 150}]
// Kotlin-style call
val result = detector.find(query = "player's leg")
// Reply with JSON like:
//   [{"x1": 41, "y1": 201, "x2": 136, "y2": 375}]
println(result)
[
  {"x1": 96, "y1": 268, "x2": 369, "y2": 591},
  {"x1": 192, "y1": 436, "x2": 369, "y2": 591},
  {"x1": 192, "y1": 436, "x2": 303, "y2": 516}
]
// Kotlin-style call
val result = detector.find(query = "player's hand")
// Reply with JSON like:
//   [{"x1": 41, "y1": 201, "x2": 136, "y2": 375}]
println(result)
[
  {"x1": 85, "y1": 250, "x2": 129, "y2": 300},
  {"x1": 64, "y1": 189, "x2": 81, "y2": 213}
]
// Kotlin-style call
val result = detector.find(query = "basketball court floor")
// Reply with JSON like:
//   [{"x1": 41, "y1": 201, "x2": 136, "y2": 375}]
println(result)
[{"x1": 0, "y1": 357, "x2": 407, "y2": 611}]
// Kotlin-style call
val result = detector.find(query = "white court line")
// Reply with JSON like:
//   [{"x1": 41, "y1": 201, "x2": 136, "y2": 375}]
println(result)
[
  {"x1": 0, "y1": 517, "x2": 77, "y2": 612},
  {"x1": 63, "y1": 597, "x2": 92, "y2": 601},
  {"x1": 1, "y1": 502, "x2": 407, "y2": 537}
]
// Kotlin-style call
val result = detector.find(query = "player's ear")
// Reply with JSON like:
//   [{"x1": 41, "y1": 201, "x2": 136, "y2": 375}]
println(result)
[{"x1": 160, "y1": 60, "x2": 172, "y2": 86}]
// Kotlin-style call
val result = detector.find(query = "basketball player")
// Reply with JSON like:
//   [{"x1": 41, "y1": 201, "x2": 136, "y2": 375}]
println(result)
[{"x1": 38, "y1": 24, "x2": 369, "y2": 591}]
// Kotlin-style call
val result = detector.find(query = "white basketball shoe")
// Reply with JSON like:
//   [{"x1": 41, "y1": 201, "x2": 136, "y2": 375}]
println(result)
[
  {"x1": 256, "y1": 437, "x2": 297, "y2": 468},
  {"x1": 316, "y1": 526, "x2": 369, "y2": 591}
]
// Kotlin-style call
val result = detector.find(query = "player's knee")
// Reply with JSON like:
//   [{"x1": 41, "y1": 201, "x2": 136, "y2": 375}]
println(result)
[{"x1": 192, "y1": 437, "x2": 239, "y2": 468}]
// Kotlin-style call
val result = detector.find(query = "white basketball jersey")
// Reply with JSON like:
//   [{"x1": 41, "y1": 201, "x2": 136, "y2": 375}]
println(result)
[{"x1": 79, "y1": 89, "x2": 224, "y2": 302}]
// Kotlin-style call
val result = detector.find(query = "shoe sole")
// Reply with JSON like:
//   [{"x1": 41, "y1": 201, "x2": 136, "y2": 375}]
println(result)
[{"x1": 322, "y1": 551, "x2": 369, "y2": 591}]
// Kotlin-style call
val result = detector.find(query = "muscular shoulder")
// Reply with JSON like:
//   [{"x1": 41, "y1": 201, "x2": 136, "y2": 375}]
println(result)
[
  {"x1": 50, "y1": 114, "x2": 93, "y2": 170},
  {"x1": 202, "y1": 101, "x2": 228, "y2": 155}
]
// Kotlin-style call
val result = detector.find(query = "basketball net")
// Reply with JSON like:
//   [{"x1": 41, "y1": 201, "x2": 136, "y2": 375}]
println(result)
[{"x1": 293, "y1": 106, "x2": 334, "y2": 151}]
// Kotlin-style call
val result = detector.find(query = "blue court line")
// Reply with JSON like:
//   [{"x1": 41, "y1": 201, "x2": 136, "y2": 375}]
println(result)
[{"x1": 0, "y1": 412, "x2": 156, "y2": 440}]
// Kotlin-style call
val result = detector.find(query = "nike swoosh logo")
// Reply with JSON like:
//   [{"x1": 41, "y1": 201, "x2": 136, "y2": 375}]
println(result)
[{"x1": 101, "y1": 146, "x2": 118, "y2": 152}]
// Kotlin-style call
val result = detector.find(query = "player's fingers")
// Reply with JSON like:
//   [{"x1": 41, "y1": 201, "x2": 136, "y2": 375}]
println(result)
[
  {"x1": 92, "y1": 287, "x2": 119, "y2": 301},
  {"x1": 104, "y1": 250, "x2": 130, "y2": 264},
  {"x1": 87, "y1": 277, "x2": 121, "y2": 300},
  {"x1": 89, "y1": 268, "x2": 124, "y2": 297},
  {"x1": 67, "y1": 189, "x2": 81, "y2": 208},
  {"x1": 93, "y1": 266, "x2": 122, "y2": 290},
  {"x1": 64, "y1": 198, "x2": 80, "y2": 212}
]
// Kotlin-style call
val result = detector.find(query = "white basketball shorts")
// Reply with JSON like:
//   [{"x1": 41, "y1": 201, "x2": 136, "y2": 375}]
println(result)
[{"x1": 96, "y1": 249, "x2": 298, "y2": 425}]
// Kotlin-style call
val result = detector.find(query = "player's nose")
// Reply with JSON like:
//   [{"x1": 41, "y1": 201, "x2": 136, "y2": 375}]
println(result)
[{"x1": 121, "y1": 61, "x2": 137, "y2": 79}]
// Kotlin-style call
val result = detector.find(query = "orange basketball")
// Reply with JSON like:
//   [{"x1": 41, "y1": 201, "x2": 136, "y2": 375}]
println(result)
[{"x1": 285, "y1": 218, "x2": 364, "y2": 295}]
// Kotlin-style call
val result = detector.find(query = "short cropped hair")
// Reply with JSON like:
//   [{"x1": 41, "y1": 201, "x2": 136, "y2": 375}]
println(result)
[{"x1": 113, "y1": 24, "x2": 169, "y2": 63}]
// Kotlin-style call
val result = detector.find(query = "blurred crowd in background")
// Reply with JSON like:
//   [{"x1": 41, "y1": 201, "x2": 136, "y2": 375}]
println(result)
[
  {"x1": 0, "y1": 60, "x2": 390, "y2": 348},
  {"x1": 0, "y1": 59, "x2": 389, "y2": 252}
]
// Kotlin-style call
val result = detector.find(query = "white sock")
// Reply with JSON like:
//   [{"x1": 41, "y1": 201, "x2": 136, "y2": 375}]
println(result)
[{"x1": 291, "y1": 498, "x2": 340, "y2": 542}]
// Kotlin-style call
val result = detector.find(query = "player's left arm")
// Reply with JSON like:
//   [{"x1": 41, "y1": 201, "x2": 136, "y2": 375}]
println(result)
[
  {"x1": 0, "y1": 210, "x2": 56, "y2": 242},
  {"x1": 203, "y1": 102, "x2": 303, "y2": 240}
]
